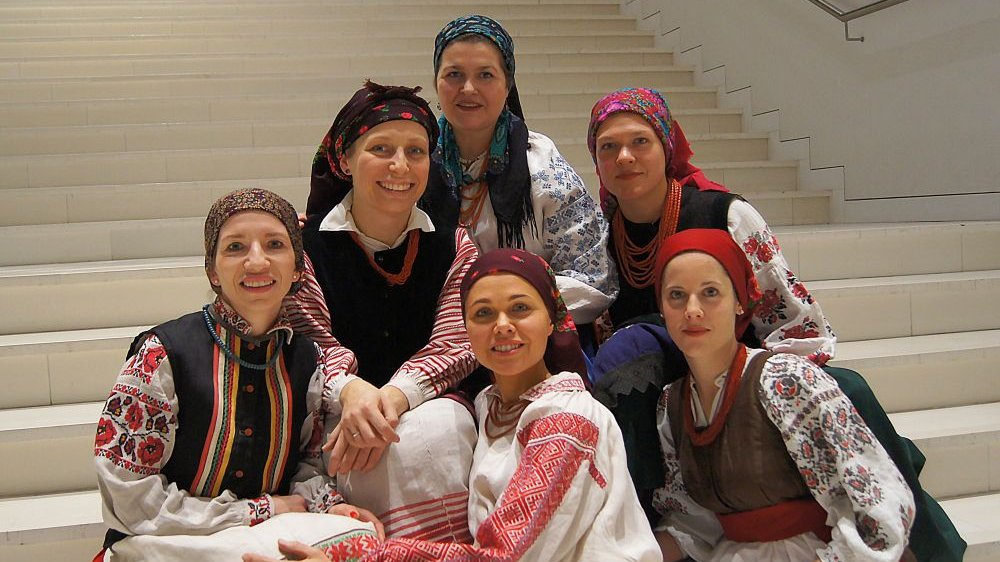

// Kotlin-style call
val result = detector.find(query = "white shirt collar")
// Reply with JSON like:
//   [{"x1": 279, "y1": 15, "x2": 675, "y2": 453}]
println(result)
[{"x1": 318, "y1": 191, "x2": 436, "y2": 252}]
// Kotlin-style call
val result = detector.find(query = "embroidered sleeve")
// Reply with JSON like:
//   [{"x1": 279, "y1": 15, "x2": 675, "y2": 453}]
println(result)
[
  {"x1": 94, "y1": 334, "x2": 269, "y2": 535},
  {"x1": 289, "y1": 348, "x2": 344, "y2": 514},
  {"x1": 728, "y1": 199, "x2": 836, "y2": 365},
  {"x1": 366, "y1": 412, "x2": 613, "y2": 561},
  {"x1": 651, "y1": 386, "x2": 724, "y2": 559},
  {"x1": 534, "y1": 148, "x2": 618, "y2": 324},
  {"x1": 758, "y1": 354, "x2": 914, "y2": 561},
  {"x1": 286, "y1": 254, "x2": 360, "y2": 415},
  {"x1": 387, "y1": 228, "x2": 478, "y2": 409}
]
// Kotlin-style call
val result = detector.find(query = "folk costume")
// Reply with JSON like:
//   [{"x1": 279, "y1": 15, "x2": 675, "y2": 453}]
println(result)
[
  {"x1": 651, "y1": 230, "x2": 915, "y2": 561},
  {"x1": 588, "y1": 87, "x2": 966, "y2": 562},
  {"x1": 94, "y1": 189, "x2": 375, "y2": 561},
  {"x1": 587, "y1": 87, "x2": 833, "y2": 361},
  {"x1": 420, "y1": 15, "x2": 617, "y2": 325},
  {"x1": 322, "y1": 250, "x2": 659, "y2": 562},
  {"x1": 296, "y1": 82, "x2": 478, "y2": 541}
]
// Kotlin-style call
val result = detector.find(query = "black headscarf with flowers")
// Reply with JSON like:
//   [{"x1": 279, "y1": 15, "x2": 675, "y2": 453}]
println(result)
[{"x1": 306, "y1": 80, "x2": 439, "y2": 217}]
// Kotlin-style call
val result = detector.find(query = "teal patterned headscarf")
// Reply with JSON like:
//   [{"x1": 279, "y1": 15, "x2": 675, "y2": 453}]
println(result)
[{"x1": 427, "y1": 15, "x2": 535, "y2": 248}]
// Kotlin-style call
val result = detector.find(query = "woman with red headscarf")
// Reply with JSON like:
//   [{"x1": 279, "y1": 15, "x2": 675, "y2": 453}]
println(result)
[
  {"x1": 650, "y1": 229, "x2": 914, "y2": 562},
  {"x1": 587, "y1": 88, "x2": 965, "y2": 562}
]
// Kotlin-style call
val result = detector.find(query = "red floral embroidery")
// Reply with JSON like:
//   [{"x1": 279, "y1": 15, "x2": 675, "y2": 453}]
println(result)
[
  {"x1": 141, "y1": 345, "x2": 167, "y2": 374},
  {"x1": 137, "y1": 436, "x2": 165, "y2": 466},
  {"x1": 400, "y1": 111, "x2": 413, "y2": 120},
  {"x1": 754, "y1": 289, "x2": 788, "y2": 324},
  {"x1": 743, "y1": 232, "x2": 775, "y2": 264},
  {"x1": 125, "y1": 402, "x2": 144, "y2": 431},
  {"x1": 95, "y1": 418, "x2": 117, "y2": 447},
  {"x1": 320, "y1": 532, "x2": 380, "y2": 561}
]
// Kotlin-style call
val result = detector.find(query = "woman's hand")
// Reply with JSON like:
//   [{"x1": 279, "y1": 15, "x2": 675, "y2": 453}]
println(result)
[
  {"x1": 327, "y1": 502, "x2": 386, "y2": 541},
  {"x1": 655, "y1": 530, "x2": 688, "y2": 562},
  {"x1": 272, "y1": 494, "x2": 307, "y2": 515},
  {"x1": 323, "y1": 424, "x2": 388, "y2": 475},
  {"x1": 325, "y1": 381, "x2": 410, "y2": 474},
  {"x1": 242, "y1": 539, "x2": 330, "y2": 562}
]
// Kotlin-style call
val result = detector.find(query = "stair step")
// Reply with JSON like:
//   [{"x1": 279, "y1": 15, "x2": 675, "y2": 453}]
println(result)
[
  {"x1": 890, "y1": 402, "x2": 1000, "y2": 500},
  {"x1": 0, "y1": 490, "x2": 104, "y2": 555},
  {"x1": 941, "y1": 492, "x2": 1000, "y2": 561},
  {"x1": 0, "y1": 15, "x2": 641, "y2": 40},
  {"x1": 0, "y1": 326, "x2": 141, "y2": 409},
  {"x1": 1, "y1": 49, "x2": 674, "y2": 80},
  {"x1": 0, "y1": 402, "x2": 102, "y2": 497},
  {"x1": 3, "y1": 262, "x2": 998, "y2": 342},
  {"x1": 0, "y1": 30, "x2": 658, "y2": 59},
  {"x1": 0, "y1": 1, "x2": 620, "y2": 20},
  {"x1": 0, "y1": 88, "x2": 719, "y2": 130},
  {"x1": 833, "y1": 331, "x2": 1000, "y2": 413},
  {"x1": 1, "y1": 133, "x2": 763, "y2": 192},
  {"x1": 777, "y1": 221, "x2": 1000, "y2": 281},
  {"x1": 0, "y1": 65, "x2": 694, "y2": 105},
  {"x1": 0, "y1": 109, "x2": 741, "y2": 158},
  {"x1": 0, "y1": 257, "x2": 207, "y2": 335},
  {"x1": 810, "y1": 270, "x2": 1000, "y2": 342}
]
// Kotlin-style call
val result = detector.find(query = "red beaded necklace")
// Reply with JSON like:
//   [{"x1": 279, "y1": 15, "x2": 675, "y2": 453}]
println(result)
[
  {"x1": 350, "y1": 229, "x2": 420, "y2": 286},
  {"x1": 612, "y1": 178, "x2": 682, "y2": 288}
]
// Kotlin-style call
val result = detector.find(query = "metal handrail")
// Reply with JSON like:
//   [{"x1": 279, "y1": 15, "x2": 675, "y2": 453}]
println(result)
[{"x1": 804, "y1": 0, "x2": 911, "y2": 41}]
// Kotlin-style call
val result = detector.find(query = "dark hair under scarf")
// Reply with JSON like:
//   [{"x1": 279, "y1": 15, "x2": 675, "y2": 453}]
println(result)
[
  {"x1": 204, "y1": 188, "x2": 304, "y2": 295},
  {"x1": 306, "y1": 80, "x2": 439, "y2": 217},
  {"x1": 422, "y1": 15, "x2": 535, "y2": 249},
  {"x1": 461, "y1": 248, "x2": 589, "y2": 382}
]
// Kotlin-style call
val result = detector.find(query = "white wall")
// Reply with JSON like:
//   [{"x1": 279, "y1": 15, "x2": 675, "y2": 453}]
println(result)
[{"x1": 622, "y1": 0, "x2": 1000, "y2": 222}]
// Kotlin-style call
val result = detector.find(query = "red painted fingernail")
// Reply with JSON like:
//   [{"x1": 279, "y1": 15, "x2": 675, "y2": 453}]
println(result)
[{"x1": 349, "y1": 510, "x2": 360, "y2": 519}]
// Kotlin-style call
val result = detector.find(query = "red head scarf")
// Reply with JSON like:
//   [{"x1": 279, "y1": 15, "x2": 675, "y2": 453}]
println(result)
[
  {"x1": 460, "y1": 249, "x2": 588, "y2": 382},
  {"x1": 587, "y1": 87, "x2": 727, "y2": 215},
  {"x1": 653, "y1": 229, "x2": 761, "y2": 339}
]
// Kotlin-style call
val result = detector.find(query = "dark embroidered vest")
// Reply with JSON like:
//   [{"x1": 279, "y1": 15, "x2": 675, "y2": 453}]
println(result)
[
  {"x1": 105, "y1": 312, "x2": 318, "y2": 548},
  {"x1": 666, "y1": 351, "x2": 810, "y2": 514},
  {"x1": 303, "y1": 219, "x2": 455, "y2": 387},
  {"x1": 129, "y1": 312, "x2": 317, "y2": 499},
  {"x1": 608, "y1": 185, "x2": 740, "y2": 328}
]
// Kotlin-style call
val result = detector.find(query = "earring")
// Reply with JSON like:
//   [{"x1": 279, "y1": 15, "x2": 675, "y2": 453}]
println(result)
[
  {"x1": 436, "y1": 102, "x2": 442, "y2": 111},
  {"x1": 736, "y1": 305, "x2": 745, "y2": 315}
]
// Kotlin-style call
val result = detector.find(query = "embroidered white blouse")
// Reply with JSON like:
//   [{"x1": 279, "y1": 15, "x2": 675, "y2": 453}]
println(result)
[
  {"x1": 361, "y1": 373, "x2": 661, "y2": 562},
  {"x1": 94, "y1": 306, "x2": 340, "y2": 537},
  {"x1": 461, "y1": 131, "x2": 618, "y2": 324},
  {"x1": 728, "y1": 200, "x2": 836, "y2": 364},
  {"x1": 654, "y1": 348, "x2": 915, "y2": 562}
]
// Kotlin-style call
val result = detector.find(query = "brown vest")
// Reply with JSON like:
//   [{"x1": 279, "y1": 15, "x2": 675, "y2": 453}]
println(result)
[{"x1": 667, "y1": 351, "x2": 811, "y2": 514}]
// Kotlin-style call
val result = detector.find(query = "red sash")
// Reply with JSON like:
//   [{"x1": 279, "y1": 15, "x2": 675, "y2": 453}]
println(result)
[{"x1": 716, "y1": 497, "x2": 832, "y2": 543}]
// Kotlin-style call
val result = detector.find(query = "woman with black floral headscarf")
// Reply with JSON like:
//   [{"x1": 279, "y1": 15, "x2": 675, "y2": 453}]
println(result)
[{"x1": 292, "y1": 81, "x2": 479, "y2": 542}]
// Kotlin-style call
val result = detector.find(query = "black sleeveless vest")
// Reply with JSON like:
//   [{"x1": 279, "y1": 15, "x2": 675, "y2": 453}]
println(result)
[
  {"x1": 302, "y1": 218, "x2": 456, "y2": 387},
  {"x1": 608, "y1": 185, "x2": 740, "y2": 328}
]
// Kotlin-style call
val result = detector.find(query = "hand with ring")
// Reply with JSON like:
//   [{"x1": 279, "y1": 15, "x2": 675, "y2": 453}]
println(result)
[{"x1": 324, "y1": 380, "x2": 409, "y2": 475}]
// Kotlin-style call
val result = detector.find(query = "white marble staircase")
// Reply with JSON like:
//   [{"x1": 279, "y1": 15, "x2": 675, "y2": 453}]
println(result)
[{"x1": 0, "y1": 1, "x2": 997, "y2": 560}]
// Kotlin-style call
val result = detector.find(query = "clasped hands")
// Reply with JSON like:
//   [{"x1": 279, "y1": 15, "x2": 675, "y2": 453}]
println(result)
[{"x1": 324, "y1": 379, "x2": 409, "y2": 475}]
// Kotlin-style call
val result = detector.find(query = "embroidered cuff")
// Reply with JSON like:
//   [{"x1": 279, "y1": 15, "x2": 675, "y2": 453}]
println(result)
[
  {"x1": 310, "y1": 488, "x2": 346, "y2": 513},
  {"x1": 248, "y1": 494, "x2": 273, "y2": 526}
]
